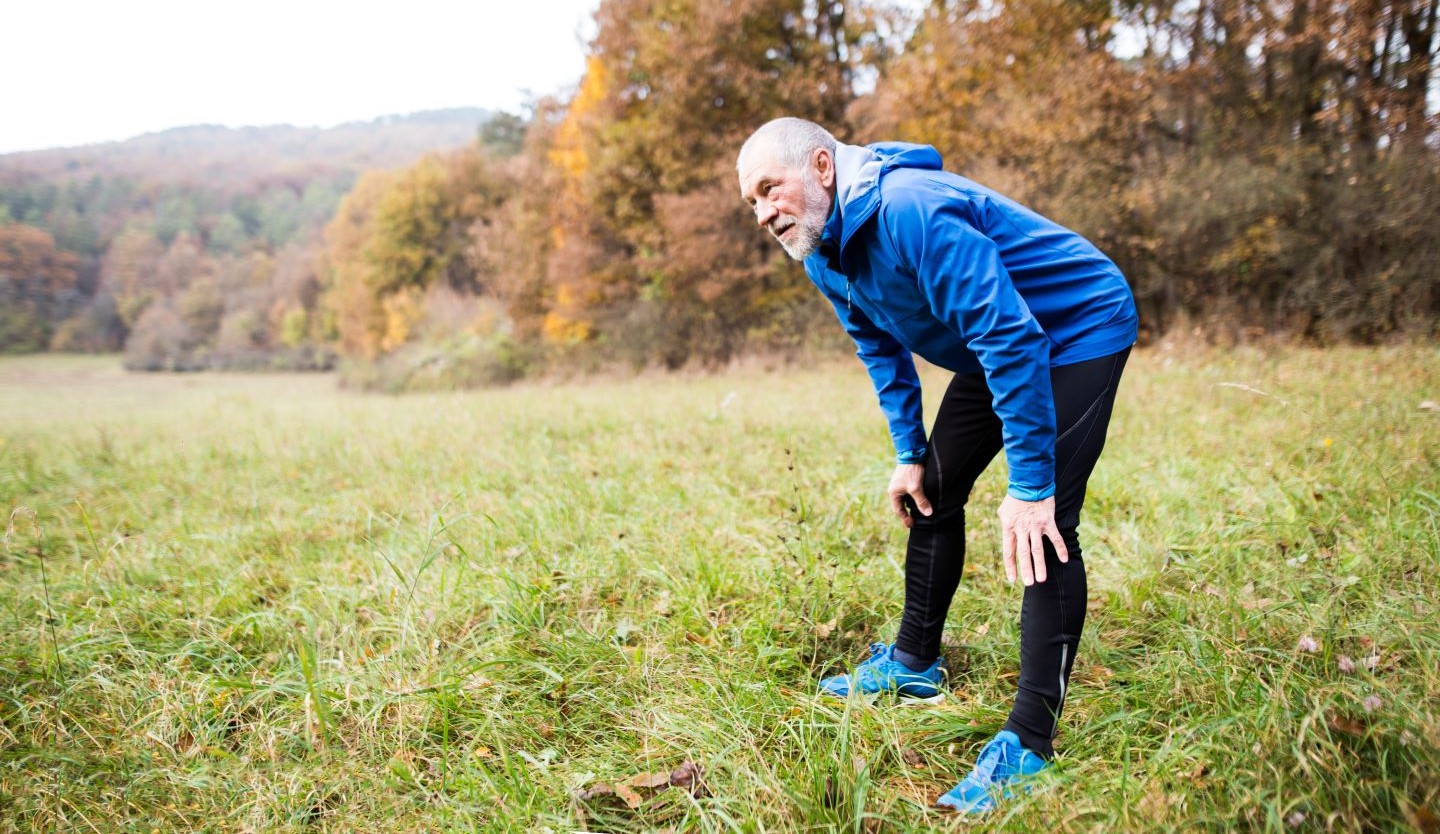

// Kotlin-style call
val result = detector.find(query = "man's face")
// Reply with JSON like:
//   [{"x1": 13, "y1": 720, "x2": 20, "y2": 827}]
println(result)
[{"x1": 738, "y1": 146, "x2": 834, "y2": 261}]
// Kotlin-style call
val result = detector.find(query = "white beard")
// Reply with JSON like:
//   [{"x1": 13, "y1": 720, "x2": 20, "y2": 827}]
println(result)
[{"x1": 773, "y1": 168, "x2": 831, "y2": 261}]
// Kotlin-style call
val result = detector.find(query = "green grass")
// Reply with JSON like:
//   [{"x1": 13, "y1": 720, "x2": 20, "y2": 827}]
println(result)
[{"x1": 1, "y1": 347, "x2": 1437, "y2": 832}]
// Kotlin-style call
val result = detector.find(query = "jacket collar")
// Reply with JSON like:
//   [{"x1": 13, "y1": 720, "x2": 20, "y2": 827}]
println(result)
[
  {"x1": 831, "y1": 142, "x2": 886, "y2": 254},
  {"x1": 815, "y1": 142, "x2": 884, "y2": 269},
  {"x1": 814, "y1": 141, "x2": 946, "y2": 268}
]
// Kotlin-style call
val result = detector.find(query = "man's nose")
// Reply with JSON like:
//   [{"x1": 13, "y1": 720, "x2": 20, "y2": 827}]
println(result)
[{"x1": 754, "y1": 200, "x2": 776, "y2": 227}]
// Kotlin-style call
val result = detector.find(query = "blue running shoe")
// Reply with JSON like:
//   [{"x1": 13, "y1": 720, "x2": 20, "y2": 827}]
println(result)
[
  {"x1": 934, "y1": 730, "x2": 1049, "y2": 813},
  {"x1": 818, "y1": 643, "x2": 946, "y2": 701}
]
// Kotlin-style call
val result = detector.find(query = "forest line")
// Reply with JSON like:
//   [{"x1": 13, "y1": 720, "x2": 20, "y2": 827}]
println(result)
[{"x1": 1, "y1": 0, "x2": 1435, "y2": 387}]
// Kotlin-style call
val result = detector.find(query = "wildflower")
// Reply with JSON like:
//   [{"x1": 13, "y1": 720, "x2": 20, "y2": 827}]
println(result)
[
  {"x1": 1296, "y1": 635, "x2": 1319, "y2": 653},
  {"x1": 1322, "y1": 437, "x2": 1334, "y2": 448},
  {"x1": 1337, "y1": 656, "x2": 1355, "y2": 674},
  {"x1": 1363, "y1": 654, "x2": 1380, "y2": 670},
  {"x1": 1361, "y1": 694, "x2": 1382, "y2": 712},
  {"x1": 1287, "y1": 811, "x2": 1306, "y2": 827}
]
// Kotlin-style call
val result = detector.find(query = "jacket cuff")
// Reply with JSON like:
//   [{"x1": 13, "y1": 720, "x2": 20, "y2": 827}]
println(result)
[
  {"x1": 895, "y1": 446, "x2": 927, "y2": 465},
  {"x1": 1007, "y1": 482, "x2": 1056, "y2": 502}
]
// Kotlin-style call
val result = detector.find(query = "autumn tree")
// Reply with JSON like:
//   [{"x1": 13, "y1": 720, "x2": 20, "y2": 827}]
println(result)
[
  {"x1": 0, "y1": 224, "x2": 80, "y2": 352},
  {"x1": 1118, "y1": 0, "x2": 1440, "y2": 338},
  {"x1": 322, "y1": 146, "x2": 515, "y2": 359},
  {"x1": 863, "y1": 0, "x2": 1149, "y2": 252},
  {"x1": 321, "y1": 170, "x2": 394, "y2": 358},
  {"x1": 860, "y1": 0, "x2": 1438, "y2": 340},
  {"x1": 476, "y1": 101, "x2": 568, "y2": 344},
  {"x1": 537, "y1": 0, "x2": 885, "y2": 365}
]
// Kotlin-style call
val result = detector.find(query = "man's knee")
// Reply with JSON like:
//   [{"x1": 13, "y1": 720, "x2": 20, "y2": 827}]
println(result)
[
  {"x1": 1046, "y1": 526, "x2": 1081, "y2": 561},
  {"x1": 910, "y1": 498, "x2": 964, "y2": 530}
]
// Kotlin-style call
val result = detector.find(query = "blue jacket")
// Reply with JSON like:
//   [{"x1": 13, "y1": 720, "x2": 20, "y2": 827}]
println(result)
[{"x1": 804, "y1": 142, "x2": 1138, "y2": 500}]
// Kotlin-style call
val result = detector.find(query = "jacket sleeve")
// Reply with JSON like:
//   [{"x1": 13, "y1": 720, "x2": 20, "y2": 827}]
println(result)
[
  {"x1": 810, "y1": 266, "x2": 928, "y2": 461},
  {"x1": 883, "y1": 194, "x2": 1057, "y2": 499}
]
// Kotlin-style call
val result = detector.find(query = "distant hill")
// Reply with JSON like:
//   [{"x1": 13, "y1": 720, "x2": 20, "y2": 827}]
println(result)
[
  {"x1": 0, "y1": 108, "x2": 496, "y2": 193},
  {"x1": 0, "y1": 107, "x2": 520, "y2": 360}
]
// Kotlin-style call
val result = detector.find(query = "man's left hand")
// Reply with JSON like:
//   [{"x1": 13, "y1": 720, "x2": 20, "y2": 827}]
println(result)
[
  {"x1": 997, "y1": 495, "x2": 1068, "y2": 586},
  {"x1": 887, "y1": 463, "x2": 931, "y2": 528}
]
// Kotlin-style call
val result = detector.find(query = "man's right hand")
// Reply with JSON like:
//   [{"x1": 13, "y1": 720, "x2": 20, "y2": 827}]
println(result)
[{"x1": 887, "y1": 463, "x2": 932, "y2": 528}]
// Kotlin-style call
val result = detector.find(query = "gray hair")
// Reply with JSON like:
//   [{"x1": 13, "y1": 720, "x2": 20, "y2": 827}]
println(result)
[{"x1": 737, "y1": 117, "x2": 837, "y2": 173}]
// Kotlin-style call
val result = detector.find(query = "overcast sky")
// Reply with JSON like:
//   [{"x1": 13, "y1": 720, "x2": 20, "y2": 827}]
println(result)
[{"x1": 3, "y1": 0, "x2": 600, "y2": 154}]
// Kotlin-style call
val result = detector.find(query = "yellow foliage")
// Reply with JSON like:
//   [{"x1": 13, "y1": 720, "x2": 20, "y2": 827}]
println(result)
[
  {"x1": 322, "y1": 170, "x2": 396, "y2": 358},
  {"x1": 278, "y1": 306, "x2": 309, "y2": 349},
  {"x1": 380, "y1": 288, "x2": 424, "y2": 353},
  {"x1": 549, "y1": 55, "x2": 609, "y2": 193},
  {"x1": 368, "y1": 155, "x2": 451, "y2": 293},
  {"x1": 541, "y1": 311, "x2": 592, "y2": 344},
  {"x1": 540, "y1": 284, "x2": 594, "y2": 344}
]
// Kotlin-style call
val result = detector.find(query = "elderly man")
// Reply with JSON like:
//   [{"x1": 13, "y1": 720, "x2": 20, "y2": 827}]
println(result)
[{"x1": 736, "y1": 118, "x2": 1137, "y2": 813}]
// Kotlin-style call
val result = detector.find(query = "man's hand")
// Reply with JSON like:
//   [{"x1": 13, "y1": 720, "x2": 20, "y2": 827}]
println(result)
[
  {"x1": 887, "y1": 463, "x2": 932, "y2": 528},
  {"x1": 997, "y1": 495, "x2": 1068, "y2": 585}
]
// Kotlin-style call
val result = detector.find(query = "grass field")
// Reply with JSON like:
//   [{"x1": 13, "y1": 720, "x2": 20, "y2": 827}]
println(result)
[{"x1": 2, "y1": 348, "x2": 1437, "y2": 832}]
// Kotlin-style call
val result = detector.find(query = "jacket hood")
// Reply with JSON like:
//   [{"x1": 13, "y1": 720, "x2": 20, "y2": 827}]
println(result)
[{"x1": 829, "y1": 141, "x2": 944, "y2": 251}]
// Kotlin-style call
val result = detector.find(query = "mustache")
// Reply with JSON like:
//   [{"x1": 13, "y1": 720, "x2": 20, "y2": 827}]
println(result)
[{"x1": 768, "y1": 218, "x2": 795, "y2": 237}]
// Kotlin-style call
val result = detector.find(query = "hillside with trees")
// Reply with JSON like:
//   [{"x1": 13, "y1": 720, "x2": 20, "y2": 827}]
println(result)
[
  {"x1": 2, "y1": 1, "x2": 1435, "y2": 386},
  {"x1": 0, "y1": 108, "x2": 512, "y2": 368}
]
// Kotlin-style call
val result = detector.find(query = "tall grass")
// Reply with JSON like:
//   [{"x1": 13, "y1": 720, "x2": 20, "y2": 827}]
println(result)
[{"x1": 1, "y1": 347, "x2": 1436, "y2": 832}]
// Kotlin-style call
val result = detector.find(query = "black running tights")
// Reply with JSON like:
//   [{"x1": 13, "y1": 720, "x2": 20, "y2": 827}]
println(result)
[{"x1": 894, "y1": 347, "x2": 1129, "y2": 759}]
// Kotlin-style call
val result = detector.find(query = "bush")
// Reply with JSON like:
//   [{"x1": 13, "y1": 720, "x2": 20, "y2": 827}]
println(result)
[
  {"x1": 50, "y1": 294, "x2": 125, "y2": 353},
  {"x1": 338, "y1": 333, "x2": 536, "y2": 393},
  {"x1": 123, "y1": 302, "x2": 203, "y2": 371}
]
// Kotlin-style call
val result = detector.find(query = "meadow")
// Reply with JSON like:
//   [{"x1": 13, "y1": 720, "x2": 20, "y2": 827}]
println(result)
[{"x1": 1, "y1": 347, "x2": 1436, "y2": 833}]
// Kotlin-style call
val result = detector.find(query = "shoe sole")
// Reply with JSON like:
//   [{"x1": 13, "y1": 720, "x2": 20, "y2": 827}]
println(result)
[
  {"x1": 897, "y1": 692, "x2": 945, "y2": 706},
  {"x1": 819, "y1": 690, "x2": 946, "y2": 706},
  {"x1": 932, "y1": 797, "x2": 992, "y2": 814},
  {"x1": 933, "y1": 773, "x2": 1050, "y2": 814}
]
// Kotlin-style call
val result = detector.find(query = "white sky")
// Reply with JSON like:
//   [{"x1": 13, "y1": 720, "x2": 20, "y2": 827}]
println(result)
[{"x1": 3, "y1": 0, "x2": 600, "y2": 154}]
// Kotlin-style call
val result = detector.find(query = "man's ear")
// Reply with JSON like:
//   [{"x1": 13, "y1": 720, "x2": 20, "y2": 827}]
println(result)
[{"x1": 813, "y1": 148, "x2": 836, "y2": 189}]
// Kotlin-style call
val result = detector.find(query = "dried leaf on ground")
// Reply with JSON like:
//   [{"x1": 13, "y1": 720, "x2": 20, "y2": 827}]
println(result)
[
  {"x1": 575, "y1": 782, "x2": 615, "y2": 801},
  {"x1": 669, "y1": 760, "x2": 703, "y2": 791},
  {"x1": 614, "y1": 782, "x2": 644, "y2": 809},
  {"x1": 631, "y1": 771, "x2": 671, "y2": 789},
  {"x1": 1328, "y1": 713, "x2": 1367, "y2": 737},
  {"x1": 574, "y1": 760, "x2": 707, "y2": 808},
  {"x1": 1404, "y1": 805, "x2": 1440, "y2": 833}
]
